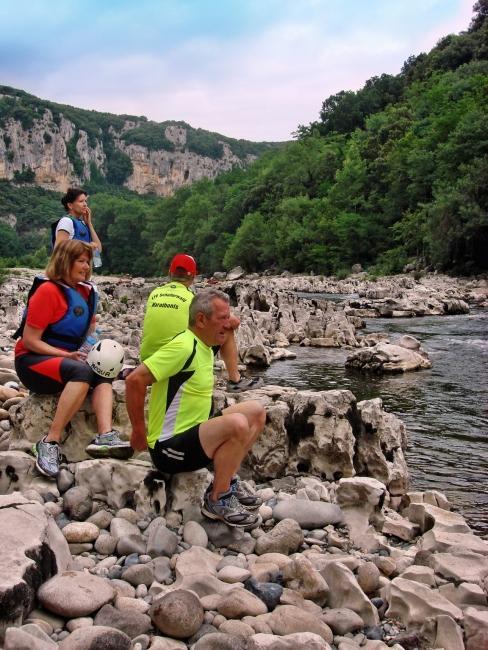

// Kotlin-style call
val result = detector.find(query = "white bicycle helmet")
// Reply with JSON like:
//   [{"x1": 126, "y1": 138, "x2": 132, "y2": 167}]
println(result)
[{"x1": 87, "y1": 339, "x2": 125, "y2": 379}]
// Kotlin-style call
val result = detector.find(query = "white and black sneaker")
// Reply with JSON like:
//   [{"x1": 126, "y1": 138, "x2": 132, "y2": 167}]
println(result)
[
  {"x1": 202, "y1": 488, "x2": 260, "y2": 528},
  {"x1": 85, "y1": 430, "x2": 133, "y2": 460},
  {"x1": 230, "y1": 477, "x2": 263, "y2": 510},
  {"x1": 33, "y1": 436, "x2": 60, "y2": 478}
]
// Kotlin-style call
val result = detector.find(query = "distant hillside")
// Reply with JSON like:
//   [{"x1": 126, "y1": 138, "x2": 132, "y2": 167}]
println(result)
[{"x1": 0, "y1": 87, "x2": 281, "y2": 196}]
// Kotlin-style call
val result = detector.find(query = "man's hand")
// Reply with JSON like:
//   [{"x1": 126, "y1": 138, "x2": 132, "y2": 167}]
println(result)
[{"x1": 130, "y1": 429, "x2": 148, "y2": 451}]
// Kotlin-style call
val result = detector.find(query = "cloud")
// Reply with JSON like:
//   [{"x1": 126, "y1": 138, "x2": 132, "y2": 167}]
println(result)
[{"x1": 1, "y1": 0, "x2": 474, "y2": 140}]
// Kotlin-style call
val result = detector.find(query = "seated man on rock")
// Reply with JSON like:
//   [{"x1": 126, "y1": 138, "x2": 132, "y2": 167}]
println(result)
[
  {"x1": 126, "y1": 288, "x2": 266, "y2": 528},
  {"x1": 139, "y1": 253, "x2": 261, "y2": 392}
]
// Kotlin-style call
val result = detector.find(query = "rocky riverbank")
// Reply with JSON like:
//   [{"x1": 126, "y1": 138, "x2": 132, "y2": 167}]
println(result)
[{"x1": 0, "y1": 269, "x2": 487, "y2": 649}]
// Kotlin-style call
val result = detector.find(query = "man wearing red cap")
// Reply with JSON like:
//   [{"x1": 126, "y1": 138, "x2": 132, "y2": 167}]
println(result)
[{"x1": 140, "y1": 253, "x2": 260, "y2": 392}]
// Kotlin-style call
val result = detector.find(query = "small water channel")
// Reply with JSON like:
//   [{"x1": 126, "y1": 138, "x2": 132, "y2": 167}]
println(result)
[{"x1": 260, "y1": 300, "x2": 488, "y2": 537}]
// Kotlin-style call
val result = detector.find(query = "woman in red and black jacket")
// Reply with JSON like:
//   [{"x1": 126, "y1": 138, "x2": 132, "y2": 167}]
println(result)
[{"x1": 15, "y1": 239, "x2": 130, "y2": 478}]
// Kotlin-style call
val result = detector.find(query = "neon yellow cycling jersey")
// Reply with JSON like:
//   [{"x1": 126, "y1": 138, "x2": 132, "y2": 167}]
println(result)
[
  {"x1": 140, "y1": 281, "x2": 194, "y2": 361},
  {"x1": 144, "y1": 329, "x2": 214, "y2": 449}
]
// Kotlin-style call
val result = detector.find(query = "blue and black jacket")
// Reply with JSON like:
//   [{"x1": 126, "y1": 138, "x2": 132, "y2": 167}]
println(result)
[{"x1": 14, "y1": 276, "x2": 98, "y2": 351}]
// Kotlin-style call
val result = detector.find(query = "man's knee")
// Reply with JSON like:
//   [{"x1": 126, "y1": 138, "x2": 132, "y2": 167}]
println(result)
[
  {"x1": 248, "y1": 400, "x2": 266, "y2": 431},
  {"x1": 226, "y1": 413, "x2": 251, "y2": 442}
]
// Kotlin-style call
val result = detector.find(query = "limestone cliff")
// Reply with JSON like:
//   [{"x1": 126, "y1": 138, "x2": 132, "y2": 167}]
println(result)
[{"x1": 0, "y1": 86, "x2": 277, "y2": 196}]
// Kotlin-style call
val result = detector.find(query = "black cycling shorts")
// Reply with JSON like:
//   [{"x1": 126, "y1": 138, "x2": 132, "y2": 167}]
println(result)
[
  {"x1": 149, "y1": 425, "x2": 212, "y2": 474},
  {"x1": 15, "y1": 353, "x2": 112, "y2": 394}
]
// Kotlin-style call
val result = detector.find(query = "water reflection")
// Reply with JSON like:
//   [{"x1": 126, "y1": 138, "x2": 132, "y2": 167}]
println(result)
[{"x1": 260, "y1": 307, "x2": 488, "y2": 536}]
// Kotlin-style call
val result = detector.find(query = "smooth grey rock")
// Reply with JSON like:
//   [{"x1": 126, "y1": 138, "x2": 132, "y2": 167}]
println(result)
[
  {"x1": 63, "y1": 486, "x2": 92, "y2": 521},
  {"x1": 94, "y1": 603, "x2": 151, "y2": 638},
  {"x1": 86, "y1": 509, "x2": 113, "y2": 530},
  {"x1": 255, "y1": 518, "x2": 304, "y2": 556},
  {"x1": 56, "y1": 468, "x2": 75, "y2": 493},
  {"x1": 322, "y1": 608, "x2": 364, "y2": 635},
  {"x1": 272, "y1": 500, "x2": 343, "y2": 528},
  {"x1": 58, "y1": 625, "x2": 131, "y2": 649},
  {"x1": 117, "y1": 534, "x2": 146, "y2": 556},
  {"x1": 146, "y1": 518, "x2": 179, "y2": 558},
  {"x1": 183, "y1": 520, "x2": 208, "y2": 547},
  {"x1": 152, "y1": 556, "x2": 172, "y2": 583},
  {"x1": 122, "y1": 563, "x2": 155, "y2": 587},
  {"x1": 192, "y1": 633, "x2": 247, "y2": 650},
  {"x1": 95, "y1": 533, "x2": 118, "y2": 555},
  {"x1": 110, "y1": 516, "x2": 140, "y2": 540}
]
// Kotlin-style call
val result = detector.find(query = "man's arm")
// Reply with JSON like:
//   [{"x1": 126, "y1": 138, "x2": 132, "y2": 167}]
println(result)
[{"x1": 125, "y1": 363, "x2": 155, "y2": 451}]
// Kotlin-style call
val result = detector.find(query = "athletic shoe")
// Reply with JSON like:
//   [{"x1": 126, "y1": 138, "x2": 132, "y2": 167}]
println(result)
[
  {"x1": 33, "y1": 436, "x2": 60, "y2": 478},
  {"x1": 226, "y1": 377, "x2": 264, "y2": 393},
  {"x1": 85, "y1": 430, "x2": 134, "y2": 460},
  {"x1": 201, "y1": 489, "x2": 260, "y2": 528},
  {"x1": 230, "y1": 477, "x2": 263, "y2": 510}
]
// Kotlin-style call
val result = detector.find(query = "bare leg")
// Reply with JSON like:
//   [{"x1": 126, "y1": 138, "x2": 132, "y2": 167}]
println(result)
[
  {"x1": 46, "y1": 382, "x2": 90, "y2": 442},
  {"x1": 219, "y1": 330, "x2": 240, "y2": 382},
  {"x1": 91, "y1": 382, "x2": 113, "y2": 434},
  {"x1": 199, "y1": 400, "x2": 266, "y2": 500}
]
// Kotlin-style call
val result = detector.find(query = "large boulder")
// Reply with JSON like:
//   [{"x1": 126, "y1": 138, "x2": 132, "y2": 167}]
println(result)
[
  {"x1": 287, "y1": 390, "x2": 357, "y2": 480},
  {"x1": 9, "y1": 386, "x2": 130, "y2": 462},
  {"x1": 345, "y1": 343, "x2": 432, "y2": 373},
  {"x1": 355, "y1": 398, "x2": 409, "y2": 495},
  {"x1": 245, "y1": 401, "x2": 290, "y2": 480},
  {"x1": 70, "y1": 458, "x2": 166, "y2": 518},
  {"x1": 0, "y1": 493, "x2": 71, "y2": 642}
]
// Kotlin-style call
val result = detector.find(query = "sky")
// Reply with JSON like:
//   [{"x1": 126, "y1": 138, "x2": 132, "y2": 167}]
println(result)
[{"x1": 0, "y1": 0, "x2": 475, "y2": 141}]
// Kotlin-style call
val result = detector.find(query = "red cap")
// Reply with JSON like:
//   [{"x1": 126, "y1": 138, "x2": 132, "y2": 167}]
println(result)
[{"x1": 169, "y1": 253, "x2": 197, "y2": 276}]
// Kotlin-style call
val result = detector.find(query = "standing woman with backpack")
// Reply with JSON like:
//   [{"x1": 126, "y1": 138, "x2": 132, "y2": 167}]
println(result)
[
  {"x1": 14, "y1": 239, "x2": 131, "y2": 478},
  {"x1": 54, "y1": 188, "x2": 102, "y2": 265}
]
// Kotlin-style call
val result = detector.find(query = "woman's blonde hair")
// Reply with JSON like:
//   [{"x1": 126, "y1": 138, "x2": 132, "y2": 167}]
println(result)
[{"x1": 46, "y1": 239, "x2": 93, "y2": 282}]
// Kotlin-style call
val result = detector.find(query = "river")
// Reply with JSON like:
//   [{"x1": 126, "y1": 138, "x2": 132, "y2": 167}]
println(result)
[{"x1": 259, "y1": 300, "x2": 488, "y2": 537}]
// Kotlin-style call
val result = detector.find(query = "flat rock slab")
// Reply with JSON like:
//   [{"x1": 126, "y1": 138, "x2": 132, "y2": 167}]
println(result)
[
  {"x1": 38, "y1": 571, "x2": 115, "y2": 617},
  {"x1": 431, "y1": 551, "x2": 488, "y2": 585},
  {"x1": 272, "y1": 500, "x2": 343, "y2": 528},
  {"x1": 0, "y1": 493, "x2": 70, "y2": 638},
  {"x1": 386, "y1": 577, "x2": 463, "y2": 626}
]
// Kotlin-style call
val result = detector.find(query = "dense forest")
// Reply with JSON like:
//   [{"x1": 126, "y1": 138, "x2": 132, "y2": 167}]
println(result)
[{"x1": 1, "y1": 1, "x2": 487, "y2": 276}]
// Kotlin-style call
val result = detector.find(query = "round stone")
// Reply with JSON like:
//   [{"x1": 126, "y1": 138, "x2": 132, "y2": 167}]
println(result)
[
  {"x1": 63, "y1": 522, "x2": 100, "y2": 544},
  {"x1": 149, "y1": 589, "x2": 204, "y2": 639},
  {"x1": 38, "y1": 571, "x2": 114, "y2": 617}
]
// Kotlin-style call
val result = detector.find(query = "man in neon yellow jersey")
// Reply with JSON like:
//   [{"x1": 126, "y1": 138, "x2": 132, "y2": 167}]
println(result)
[
  {"x1": 126, "y1": 289, "x2": 266, "y2": 528},
  {"x1": 140, "y1": 253, "x2": 261, "y2": 392}
]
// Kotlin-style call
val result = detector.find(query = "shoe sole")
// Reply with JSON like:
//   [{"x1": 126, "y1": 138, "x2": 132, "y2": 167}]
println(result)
[
  {"x1": 85, "y1": 445, "x2": 134, "y2": 460},
  {"x1": 201, "y1": 505, "x2": 260, "y2": 529}
]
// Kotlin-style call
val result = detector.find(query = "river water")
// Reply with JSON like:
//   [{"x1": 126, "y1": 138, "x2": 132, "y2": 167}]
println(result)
[{"x1": 260, "y1": 298, "x2": 488, "y2": 537}]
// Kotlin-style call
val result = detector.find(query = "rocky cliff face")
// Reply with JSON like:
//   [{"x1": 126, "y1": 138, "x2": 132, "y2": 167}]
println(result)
[{"x1": 0, "y1": 104, "x2": 254, "y2": 196}]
